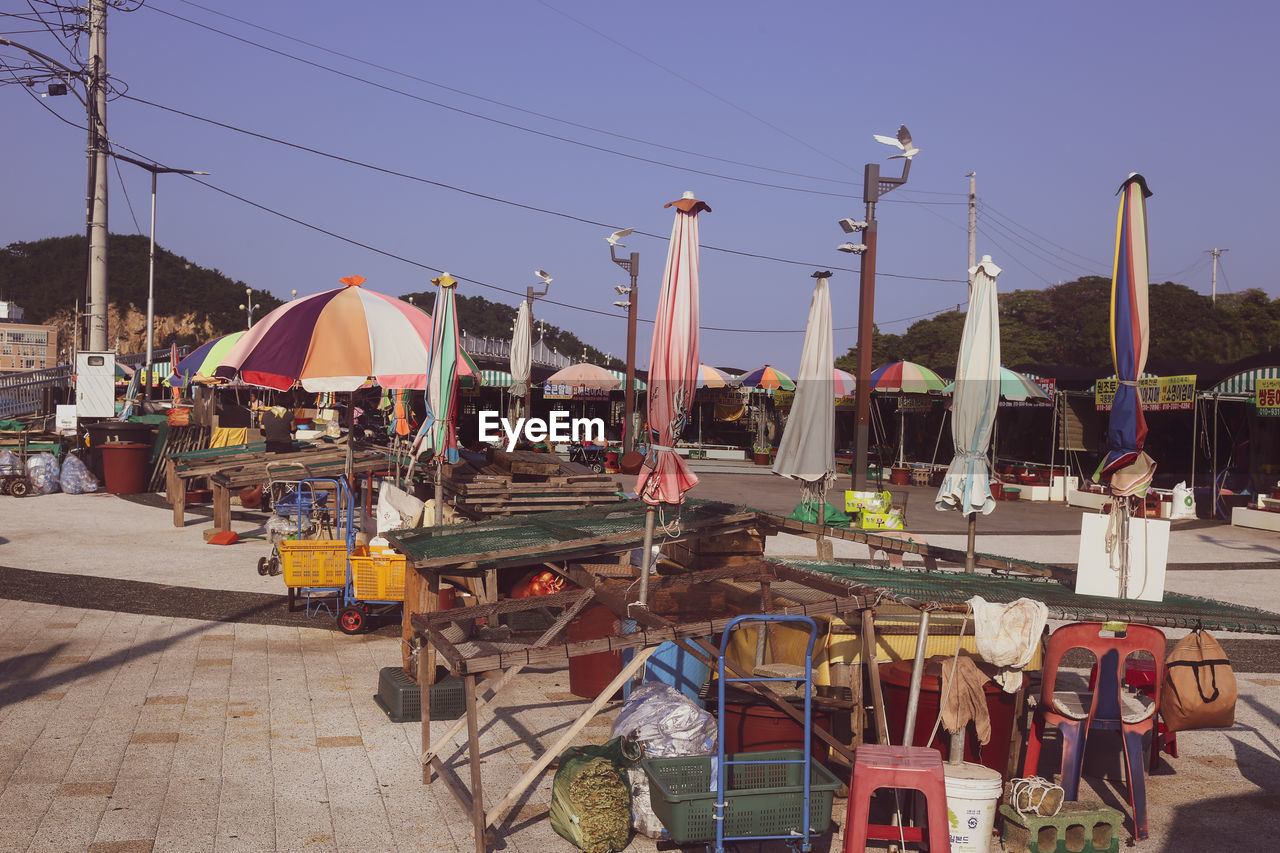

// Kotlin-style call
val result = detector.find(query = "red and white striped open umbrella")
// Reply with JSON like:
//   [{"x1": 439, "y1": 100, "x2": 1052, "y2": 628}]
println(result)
[{"x1": 637, "y1": 191, "x2": 710, "y2": 507}]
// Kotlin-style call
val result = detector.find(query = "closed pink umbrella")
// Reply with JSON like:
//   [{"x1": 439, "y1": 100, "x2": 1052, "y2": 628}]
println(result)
[{"x1": 635, "y1": 190, "x2": 709, "y2": 604}]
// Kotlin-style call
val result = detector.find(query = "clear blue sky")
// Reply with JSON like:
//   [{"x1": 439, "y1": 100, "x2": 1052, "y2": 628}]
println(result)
[{"x1": 3, "y1": 0, "x2": 1275, "y2": 373}]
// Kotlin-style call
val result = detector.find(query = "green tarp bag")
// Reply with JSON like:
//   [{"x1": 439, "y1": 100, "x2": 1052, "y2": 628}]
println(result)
[
  {"x1": 549, "y1": 736, "x2": 643, "y2": 853},
  {"x1": 787, "y1": 500, "x2": 853, "y2": 528}
]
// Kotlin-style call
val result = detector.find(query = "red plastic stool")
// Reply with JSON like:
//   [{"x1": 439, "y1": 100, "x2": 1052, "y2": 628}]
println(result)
[{"x1": 843, "y1": 744, "x2": 951, "y2": 853}]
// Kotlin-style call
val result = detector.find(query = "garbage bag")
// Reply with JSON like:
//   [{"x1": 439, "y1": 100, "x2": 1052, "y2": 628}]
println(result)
[
  {"x1": 0, "y1": 449, "x2": 21, "y2": 476},
  {"x1": 788, "y1": 500, "x2": 852, "y2": 528},
  {"x1": 26, "y1": 452, "x2": 61, "y2": 495},
  {"x1": 611, "y1": 682, "x2": 717, "y2": 838},
  {"x1": 549, "y1": 736, "x2": 641, "y2": 853},
  {"x1": 59, "y1": 454, "x2": 99, "y2": 494},
  {"x1": 1170, "y1": 481, "x2": 1196, "y2": 520}
]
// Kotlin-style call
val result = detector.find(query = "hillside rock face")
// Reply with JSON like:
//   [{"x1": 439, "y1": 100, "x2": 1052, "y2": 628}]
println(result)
[{"x1": 43, "y1": 305, "x2": 221, "y2": 356}]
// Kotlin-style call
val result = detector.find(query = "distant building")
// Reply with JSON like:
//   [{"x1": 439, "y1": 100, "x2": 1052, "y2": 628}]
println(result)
[{"x1": 0, "y1": 301, "x2": 58, "y2": 373}]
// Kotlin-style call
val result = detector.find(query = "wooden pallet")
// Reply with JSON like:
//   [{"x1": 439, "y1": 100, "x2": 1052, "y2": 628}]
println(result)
[{"x1": 439, "y1": 447, "x2": 625, "y2": 517}]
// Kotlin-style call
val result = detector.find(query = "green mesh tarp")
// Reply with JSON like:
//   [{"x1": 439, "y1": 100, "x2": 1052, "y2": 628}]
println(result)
[
  {"x1": 783, "y1": 559, "x2": 1280, "y2": 635},
  {"x1": 387, "y1": 499, "x2": 753, "y2": 570}
]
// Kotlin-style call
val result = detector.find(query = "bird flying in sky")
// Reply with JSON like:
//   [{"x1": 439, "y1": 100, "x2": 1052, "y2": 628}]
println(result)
[{"x1": 873, "y1": 125, "x2": 919, "y2": 160}]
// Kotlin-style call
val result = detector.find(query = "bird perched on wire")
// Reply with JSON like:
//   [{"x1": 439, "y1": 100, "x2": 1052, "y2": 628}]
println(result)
[
  {"x1": 606, "y1": 228, "x2": 634, "y2": 248},
  {"x1": 873, "y1": 124, "x2": 919, "y2": 160}
]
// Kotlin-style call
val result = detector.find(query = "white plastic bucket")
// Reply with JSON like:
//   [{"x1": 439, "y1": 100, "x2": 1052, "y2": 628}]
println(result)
[{"x1": 943, "y1": 761, "x2": 1002, "y2": 853}]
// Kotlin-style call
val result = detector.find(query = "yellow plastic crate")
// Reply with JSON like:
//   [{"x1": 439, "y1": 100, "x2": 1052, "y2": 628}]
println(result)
[
  {"x1": 279, "y1": 539, "x2": 349, "y2": 588},
  {"x1": 351, "y1": 549, "x2": 406, "y2": 602}
]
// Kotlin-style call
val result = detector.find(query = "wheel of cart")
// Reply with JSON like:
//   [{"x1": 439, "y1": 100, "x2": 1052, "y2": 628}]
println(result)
[
  {"x1": 0, "y1": 451, "x2": 32, "y2": 497},
  {"x1": 342, "y1": 539, "x2": 408, "y2": 635},
  {"x1": 716, "y1": 614, "x2": 821, "y2": 853},
  {"x1": 275, "y1": 476, "x2": 357, "y2": 623}
]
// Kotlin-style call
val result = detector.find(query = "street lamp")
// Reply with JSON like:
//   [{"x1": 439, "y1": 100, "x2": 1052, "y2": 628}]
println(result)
[
  {"x1": 607, "y1": 228, "x2": 639, "y2": 453},
  {"x1": 843, "y1": 125, "x2": 915, "y2": 491},
  {"x1": 113, "y1": 153, "x2": 209, "y2": 405},
  {"x1": 239, "y1": 287, "x2": 261, "y2": 329}
]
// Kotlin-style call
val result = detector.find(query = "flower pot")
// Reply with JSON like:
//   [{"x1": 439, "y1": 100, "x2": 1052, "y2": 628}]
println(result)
[
  {"x1": 889, "y1": 466, "x2": 911, "y2": 486},
  {"x1": 753, "y1": 452, "x2": 771, "y2": 465}
]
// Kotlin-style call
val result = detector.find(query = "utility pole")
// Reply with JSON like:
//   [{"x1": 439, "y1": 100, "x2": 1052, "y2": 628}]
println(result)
[
  {"x1": 86, "y1": 0, "x2": 109, "y2": 351},
  {"x1": 1206, "y1": 247, "x2": 1228, "y2": 304},
  {"x1": 967, "y1": 172, "x2": 977, "y2": 291},
  {"x1": 610, "y1": 245, "x2": 640, "y2": 453}
]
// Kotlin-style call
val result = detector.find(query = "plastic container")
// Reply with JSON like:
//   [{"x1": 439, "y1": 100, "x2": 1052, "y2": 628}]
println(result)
[
  {"x1": 721, "y1": 700, "x2": 832, "y2": 765},
  {"x1": 374, "y1": 666, "x2": 465, "y2": 723},
  {"x1": 278, "y1": 539, "x2": 349, "y2": 588},
  {"x1": 85, "y1": 421, "x2": 153, "y2": 481},
  {"x1": 641, "y1": 749, "x2": 842, "y2": 844},
  {"x1": 351, "y1": 548, "x2": 406, "y2": 601},
  {"x1": 943, "y1": 760, "x2": 1003, "y2": 853},
  {"x1": 566, "y1": 604, "x2": 622, "y2": 699},
  {"x1": 99, "y1": 442, "x2": 150, "y2": 494},
  {"x1": 878, "y1": 659, "x2": 1017, "y2": 775}
]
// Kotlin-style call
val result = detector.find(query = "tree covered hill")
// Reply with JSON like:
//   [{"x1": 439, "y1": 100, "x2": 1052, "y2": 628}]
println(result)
[{"x1": 0, "y1": 236, "x2": 619, "y2": 368}]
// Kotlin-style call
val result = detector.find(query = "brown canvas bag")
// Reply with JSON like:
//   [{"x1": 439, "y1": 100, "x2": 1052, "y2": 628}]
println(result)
[{"x1": 1160, "y1": 629, "x2": 1236, "y2": 732}]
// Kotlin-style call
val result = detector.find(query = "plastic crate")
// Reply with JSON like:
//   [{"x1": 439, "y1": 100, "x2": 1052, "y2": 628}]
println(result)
[
  {"x1": 351, "y1": 549, "x2": 406, "y2": 601},
  {"x1": 642, "y1": 749, "x2": 841, "y2": 844},
  {"x1": 278, "y1": 539, "x2": 349, "y2": 588},
  {"x1": 373, "y1": 666, "x2": 465, "y2": 722}
]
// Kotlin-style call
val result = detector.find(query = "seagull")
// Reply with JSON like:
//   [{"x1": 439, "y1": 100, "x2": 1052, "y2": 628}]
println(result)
[
  {"x1": 872, "y1": 124, "x2": 919, "y2": 160},
  {"x1": 606, "y1": 228, "x2": 634, "y2": 248},
  {"x1": 534, "y1": 269, "x2": 553, "y2": 284}
]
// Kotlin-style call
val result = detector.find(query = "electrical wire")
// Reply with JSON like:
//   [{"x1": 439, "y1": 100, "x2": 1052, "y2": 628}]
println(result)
[
  {"x1": 976, "y1": 225, "x2": 1056, "y2": 287},
  {"x1": 981, "y1": 199, "x2": 1109, "y2": 269},
  {"x1": 118, "y1": 92, "x2": 966, "y2": 284},
  {"x1": 980, "y1": 213, "x2": 1095, "y2": 279}
]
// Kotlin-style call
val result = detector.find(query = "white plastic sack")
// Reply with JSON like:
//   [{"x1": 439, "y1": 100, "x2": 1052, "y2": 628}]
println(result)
[
  {"x1": 58, "y1": 454, "x2": 99, "y2": 494},
  {"x1": 968, "y1": 595, "x2": 1048, "y2": 693},
  {"x1": 1170, "y1": 481, "x2": 1196, "y2": 520},
  {"x1": 610, "y1": 682, "x2": 717, "y2": 838},
  {"x1": 26, "y1": 452, "x2": 61, "y2": 495}
]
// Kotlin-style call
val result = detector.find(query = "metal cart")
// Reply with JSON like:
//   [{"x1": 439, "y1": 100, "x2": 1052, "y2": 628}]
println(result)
[
  {"x1": 274, "y1": 476, "x2": 355, "y2": 623},
  {"x1": 715, "y1": 614, "x2": 821, "y2": 853}
]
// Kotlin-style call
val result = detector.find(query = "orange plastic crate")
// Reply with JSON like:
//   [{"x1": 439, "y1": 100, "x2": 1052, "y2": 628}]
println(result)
[
  {"x1": 278, "y1": 539, "x2": 349, "y2": 588},
  {"x1": 351, "y1": 549, "x2": 406, "y2": 601}
]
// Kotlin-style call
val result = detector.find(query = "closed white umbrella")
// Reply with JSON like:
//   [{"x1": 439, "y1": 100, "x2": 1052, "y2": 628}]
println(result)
[
  {"x1": 935, "y1": 255, "x2": 1004, "y2": 570},
  {"x1": 510, "y1": 299, "x2": 532, "y2": 408},
  {"x1": 773, "y1": 273, "x2": 836, "y2": 508}
]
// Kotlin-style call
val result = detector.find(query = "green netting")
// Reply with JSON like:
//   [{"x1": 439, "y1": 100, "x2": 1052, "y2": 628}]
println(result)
[
  {"x1": 387, "y1": 499, "x2": 746, "y2": 567},
  {"x1": 784, "y1": 559, "x2": 1280, "y2": 635}
]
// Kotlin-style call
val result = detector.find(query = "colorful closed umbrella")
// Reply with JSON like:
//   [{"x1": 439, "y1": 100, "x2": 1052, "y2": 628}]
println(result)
[
  {"x1": 169, "y1": 332, "x2": 244, "y2": 387},
  {"x1": 739, "y1": 365, "x2": 796, "y2": 391},
  {"x1": 936, "y1": 256, "x2": 1004, "y2": 571},
  {"x1": 772, "y1": 273, "x2": 836, "y2": 507},
  {"x1": 636, "y1": 191, "x2": 709, "y2": 604},
  {"x1": 413, "y1": 273, "x2": 462, "y2": 525},
  {"x1": 1096, "y1": 174, "x2": 1156, "y2": 496},
  {"x1": 868, "y1": 360, "x2": 948, "y2": 394},
  {"x1": 214, "y1": 276, "x2": 475, "y2": 392}
]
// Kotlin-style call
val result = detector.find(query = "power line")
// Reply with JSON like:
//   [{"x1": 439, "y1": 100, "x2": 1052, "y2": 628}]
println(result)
[
  {"x1": 980, "y1": 199, "x2": 1108, "y2": 269},
  {"x1": 980, "y1": 213, "x2": 1094, "y2": 278},
  {"x1": 118, "y1": 92, "x2": 966, "y2": 284}
]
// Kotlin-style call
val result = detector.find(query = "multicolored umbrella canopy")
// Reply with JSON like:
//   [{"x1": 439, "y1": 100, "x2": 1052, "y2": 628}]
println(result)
[
  {"x1": 738, "y1": 365, "x2": 796, "y2": 391},
  {"x1": 868, "y1": 360, "x2": 947, "y2": 394},
  {"x1": 832, "y1": 367, "x2": 856, "y2": 398},
  {"x1": 412, "y1": 273, "x2": 462, "y2": 462},
  {"x1": 936, "y1": 256, "x2": 1003, "y2": 519},
  {"x1": 1097, "y1": 174, "x2": 1155, "y2": 496},
  {"x1": 695, "y1": 363, "x2": 735, "y2": 389},
  {"x1": 637, "y1": 191, "x2": 709, "y2": 506},
  {"x1": 169, "y1": 332, "x2": 244, "y2": 387},
  {"x1": 546, "y1": 362, "x2": 622, "y2": 391},
  {"x1": 942, "y1": 366, "x2": 1050, "y2": 402},
  {"x1": 772, "y1": 274, "x2": 836, "y2": 497},
  {"x1": 214, "y1": 276, "x2": 476, "y2": 392}
]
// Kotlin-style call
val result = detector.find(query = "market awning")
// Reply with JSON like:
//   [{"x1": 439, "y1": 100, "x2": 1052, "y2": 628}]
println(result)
[
  {"x1": 1208, "y1": 366, "x2": 1280, "y2": 396},
  {"x1": 608, "y1": 369, "x2": 646, "y2": 391},
  {"x1": 480, "y1": 369, "x2": 513, "y2": 389}
]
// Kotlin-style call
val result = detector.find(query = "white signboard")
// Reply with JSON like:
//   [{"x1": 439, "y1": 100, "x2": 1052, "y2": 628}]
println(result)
[
  {"x1": 55, "y1": 404, "x2": 78, "y2": 434},
  {"x1": 1076, "y1": 513, "x2": 1169, "y2": 601}
]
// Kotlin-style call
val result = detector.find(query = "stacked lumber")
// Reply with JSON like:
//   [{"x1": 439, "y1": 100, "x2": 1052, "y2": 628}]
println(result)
[{"x1": 441, "y1": 448, "x2": 626, "y2": 517}]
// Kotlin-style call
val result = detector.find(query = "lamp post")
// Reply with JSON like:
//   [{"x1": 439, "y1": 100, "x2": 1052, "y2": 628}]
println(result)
[
  {"x1": 239, "y1": 287, "x2": 261, "y2": 329},
  {"x1": 608, "y1": 229, "x2": 639, "y2": 453},
  {"x1": 113, "y1": 154, "x2": 208, "y2": 405},
  {"x1": 841, "y1": 129, "x2": 914, "y2": 491}
]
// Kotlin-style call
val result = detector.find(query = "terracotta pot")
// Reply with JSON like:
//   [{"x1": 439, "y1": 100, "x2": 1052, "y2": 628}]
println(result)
[
  {"x1": 889, "y1": 466, "x2": 911, "y2": 486},
  {"x1": 753, "y1": 452, "x2": 771, "y2": 465}
]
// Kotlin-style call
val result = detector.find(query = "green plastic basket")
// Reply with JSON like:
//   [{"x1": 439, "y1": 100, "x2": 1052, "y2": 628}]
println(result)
[
  {"x1": 373, "y1": 667, "x2": 465, "y2": 723},
  {"x1": 641, "y1": 750, "x2": 842, "y2": 844}
]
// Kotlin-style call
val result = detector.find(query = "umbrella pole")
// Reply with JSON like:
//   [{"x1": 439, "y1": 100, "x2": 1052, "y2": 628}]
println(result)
[
  {"x1": 1191, "y1": 395, "x2": 1198, "y2": 494},
  {"x1": 901, "y1": 609, "x2": 932, "y2": 746},
  {"x1": 965, "y1": 512, "x2": 977, "y2": 573},
  {"x1": 638, "y1": 505, "x2": 656, "y2": 606},
  {"x1": 434, "y1": 459, "x2": 444, "y2": 528}
]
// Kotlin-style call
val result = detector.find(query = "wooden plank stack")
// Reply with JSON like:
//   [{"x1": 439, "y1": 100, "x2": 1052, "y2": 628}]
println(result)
[{"x1": 440, "y1": 448, "x2": 626, "y2": 517}]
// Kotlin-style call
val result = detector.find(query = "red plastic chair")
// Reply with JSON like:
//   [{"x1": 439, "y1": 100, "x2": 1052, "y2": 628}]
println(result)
[{"x1": 1022, "y1": 622, "x2": 1166, "y2": 841}]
